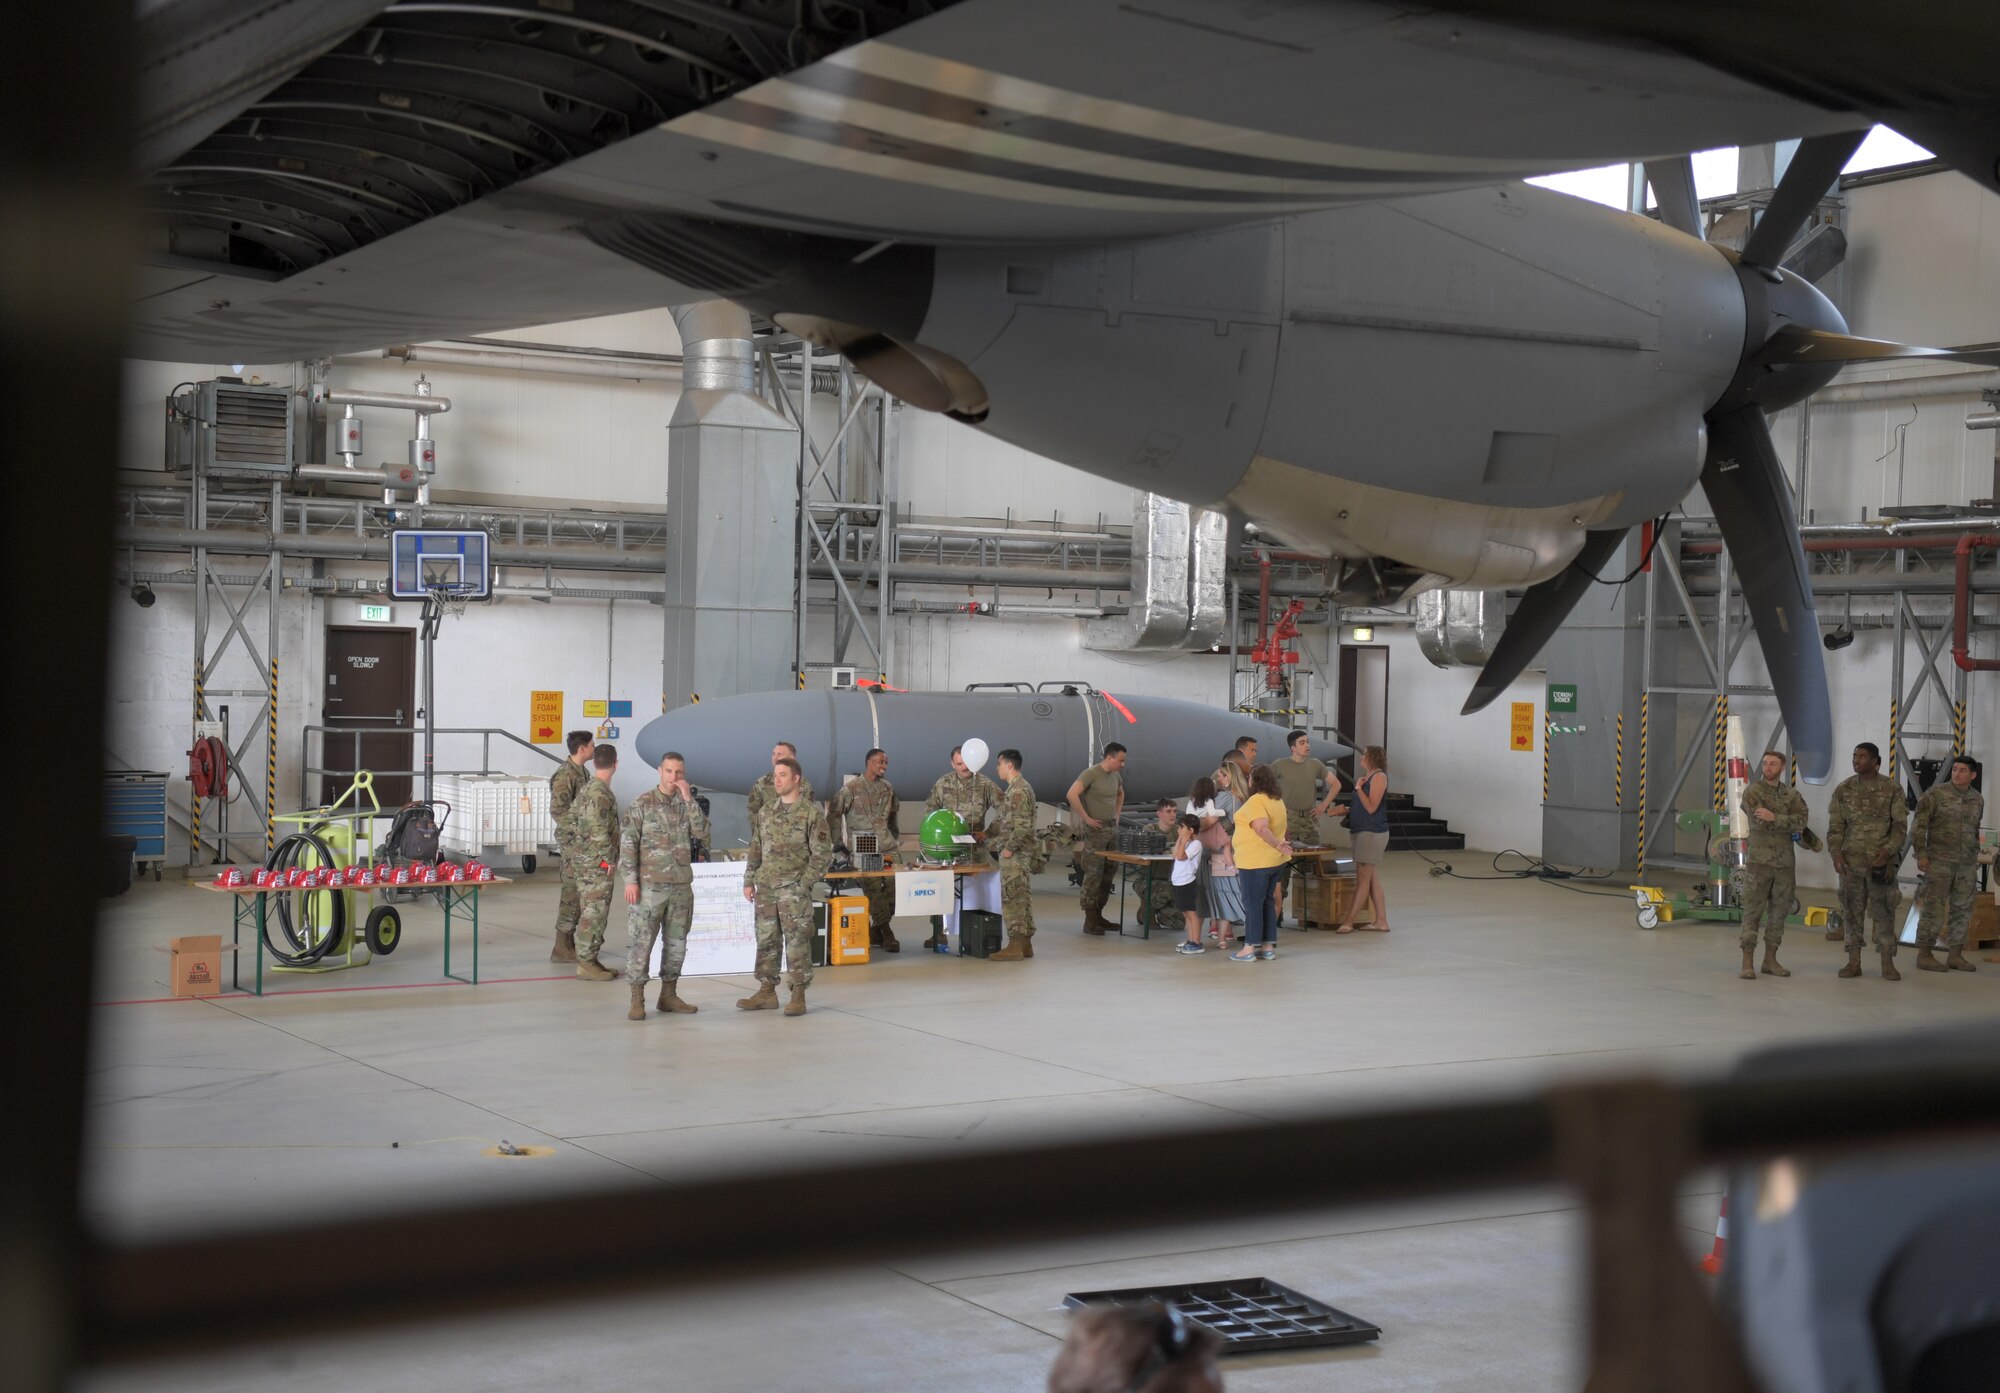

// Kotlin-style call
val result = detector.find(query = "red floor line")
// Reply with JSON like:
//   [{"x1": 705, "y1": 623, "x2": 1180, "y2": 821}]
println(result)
[{"x1": 94, "y1": 973, "x2": 576, "y2": 1007}]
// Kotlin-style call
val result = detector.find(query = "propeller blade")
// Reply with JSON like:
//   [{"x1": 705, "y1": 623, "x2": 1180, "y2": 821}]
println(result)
[
  {"x1": 1644, "y1": 156, "x2": 1703, "y2": 240},
  {"x1": 1740, "y1": 130, "x2": 1868, "y2": 269},
  {"x1": 1755, "y1": 327, "x2": 2000, "y2": 368},
  {"x1": 1699, "y1": 406, "x2": 1834, "y2": 782},
  {"x1": 1461, "y1": 529, "x2": 1628, "y2": 715}
]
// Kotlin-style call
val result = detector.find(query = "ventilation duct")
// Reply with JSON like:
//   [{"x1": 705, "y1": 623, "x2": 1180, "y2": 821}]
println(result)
[
  {"x1": 1414, "y1": 589, "x2": 1511, "y2": 669},
  {"x1": 1083, "y1": 495, "x2": 1228, "y2": 652}
]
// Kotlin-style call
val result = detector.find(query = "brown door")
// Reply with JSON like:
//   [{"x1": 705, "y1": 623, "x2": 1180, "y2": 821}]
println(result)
[{"x1": 323, "y1": 627, "x2": 416, "y2": 806}]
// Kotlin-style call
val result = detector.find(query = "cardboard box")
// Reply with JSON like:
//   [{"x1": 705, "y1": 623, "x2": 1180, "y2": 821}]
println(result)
[
  {"x1": 1290, "y1": 873, "x2": 1374, "y2": 929},
  {"x1": 166, "y1": 934, "x2": 227, "y2": 997}
]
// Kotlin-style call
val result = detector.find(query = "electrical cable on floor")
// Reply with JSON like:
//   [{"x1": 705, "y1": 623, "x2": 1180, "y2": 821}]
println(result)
[{"x1": 1412, "y1": 847, "x2": 1635, "y2": 900}]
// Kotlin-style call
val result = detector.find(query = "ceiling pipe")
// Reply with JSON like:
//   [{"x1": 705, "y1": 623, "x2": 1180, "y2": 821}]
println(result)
[
  {"x1": 1811, "y1": 368, "x2": 2000, "y2": 405},
  {"x1": 384, "y1": 344, "x2": 685, "y2": 383},
  {"x1": 115, "y1": 524, "x2": 663, "y2": 574},
  {"x1": 321, "y1": 386, "x2": 450, "y2": 414}
]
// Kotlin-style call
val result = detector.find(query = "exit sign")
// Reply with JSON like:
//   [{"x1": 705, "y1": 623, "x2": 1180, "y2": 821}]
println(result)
[
  {"x1": 358, "y1": 603, "x2": 393, "y2": 624},
  {"x1": 1547, "y1": 683, "x2": 1578, "y2": 712}
]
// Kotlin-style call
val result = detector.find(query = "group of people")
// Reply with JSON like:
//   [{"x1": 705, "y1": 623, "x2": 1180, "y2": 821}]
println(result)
[
  {"x1": 540, "y1": 724, "x2": 1398, "y2": 1018},
  {"x1": 1069, "y1": 730, "x2": 1392, "y2": 960},
  {"x1": 1736, "y1": 742, "x2": 1985, "y2": 979}
]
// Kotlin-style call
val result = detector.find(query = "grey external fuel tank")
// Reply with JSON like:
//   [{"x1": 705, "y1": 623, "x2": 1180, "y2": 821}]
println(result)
[{"x1": 634, "y1": 688, "x2": 1348, "y2": 803}]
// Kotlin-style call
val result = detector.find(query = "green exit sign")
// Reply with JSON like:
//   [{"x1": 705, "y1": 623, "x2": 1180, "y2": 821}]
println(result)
[
  {"x1": 358, "y1": 603, "x2": 393, "y2": 624},
  {"x1": 1547, "y1": 683, "x2": 1579, "y2": 712}
]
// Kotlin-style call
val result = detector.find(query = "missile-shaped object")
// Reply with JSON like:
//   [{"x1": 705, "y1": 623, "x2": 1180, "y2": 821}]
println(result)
[
  {"x1": 635, "y1": 689, "x2": 1349, "y2": 804},
  {"x1": 1725, "y1": 714, "x2": 1750, "y2": 840}
]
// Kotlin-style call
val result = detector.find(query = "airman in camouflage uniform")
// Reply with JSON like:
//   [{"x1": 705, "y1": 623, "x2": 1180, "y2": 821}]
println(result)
[
  {"x1": 740, "y1": 758, "x2": 831, "y2": 1016},
  {"x1": 560, "y1": 745, "x2": 622, "y2": 980},
  {"x1": 620, "y1": 751, "x2": 711, "y2": 1019},
  {"x1": 1068, "y1": 746, "x2": 1128, "y2": 934},
  {"x1": 922, "y1": 748, "x2": 1003, "y2": 948},
  {"x1": 1147, "y1": 802, "x2": 1183, "y2": 933},
  {"x1": 1825, "y1": 742, "x2": 1907, "y2": 980},
  {"x1": 831, "y1": 749, "x2": 899, "y2": 952},
  {"x1": 747, "y1": 740, "x2": 813, "y2": 833},
  {"x1": 1738, "y1": 752, "x2": 1807, "y2": 980},
  {"x1": 989, "y1": 750, "x2": 1039, "y2": 961},
  {"x1": 548, "y1": 732, "x2": 593, "y2": 962},
  {"x1": 1912, "y1": 755, "x2": 1984, "y2": 972}
]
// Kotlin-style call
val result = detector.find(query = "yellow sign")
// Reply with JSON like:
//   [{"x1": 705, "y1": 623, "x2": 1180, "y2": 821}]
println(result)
[
  {"x1": 582, "y1": 699, "x2": 608, "y2": 718},
  {"x1": 530, "y1": 690, "x2": 563, "y2": 744},
  {"x1": 1509, "y1": 702, "x2": 1536, "y2": 752}
]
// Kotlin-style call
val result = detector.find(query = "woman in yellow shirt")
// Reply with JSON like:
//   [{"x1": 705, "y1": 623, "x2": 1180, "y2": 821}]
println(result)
[{"x1": 1230, "y1": 764, "x2": 1292, "y2": 961}]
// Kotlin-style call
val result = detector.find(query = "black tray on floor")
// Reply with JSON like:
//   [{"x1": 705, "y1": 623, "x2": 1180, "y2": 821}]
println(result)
[{"x1": 1061, "y1": 1277, "x2": 1381, "y2": 1353}]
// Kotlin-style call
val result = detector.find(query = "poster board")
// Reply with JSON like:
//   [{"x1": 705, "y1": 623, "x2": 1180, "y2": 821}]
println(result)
[{"x1": 650, "y1": 860, "x2": 758, "y2": 977}]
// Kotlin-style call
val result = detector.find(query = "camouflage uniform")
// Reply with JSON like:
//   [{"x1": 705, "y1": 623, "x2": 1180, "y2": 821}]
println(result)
[
  {"x1": 549, "y1": 758, "x2": 588, "y2": 938},
  {"x1": 746, "y1": 794, "x2": 831, "y2": 991},
  {"x1": 1145, "y1": 831, "x2": 1179, "y2": 933},
  {"x1": 748, "y1": 770, "x2": 814, "y2": 833},
  {"x1": 562, "y1": 776, "x2": 620, "y2": 962},
  {"x1": 997, "y1": 775, "x2": 1039, "y2": 943},
  {"x1": 831, "y1": 774, "x2": 898, "y2": 934},
  {"x1": 1739, "y1": 776, "x2": 1807, "y2": 950},
  {"x1": 1071, "y1": 764, "x2": 1124, "y2": 917},
  {"x1": 1826, "y1": 772, "x2": 1907, "y2": 955},
  {"x1": 924, "y1": 770, "x2": 1002, "y2": 851},
  {"x1": 1913, "y1": 781, "x2": 1984, "y2": 952},
  {"x1": 619, "y1": 785, "x2": 710, "y2": 986}
]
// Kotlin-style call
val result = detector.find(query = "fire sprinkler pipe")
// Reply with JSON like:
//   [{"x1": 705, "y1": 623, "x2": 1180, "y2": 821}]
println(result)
[{"x1": 1953, "y1": 535, "x2": 2000, "y2": 671}]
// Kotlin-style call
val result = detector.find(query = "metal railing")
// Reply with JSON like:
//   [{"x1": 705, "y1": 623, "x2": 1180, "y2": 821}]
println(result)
[{"x1": 299, "y1": 725, "x2": 562, "y2": 808}]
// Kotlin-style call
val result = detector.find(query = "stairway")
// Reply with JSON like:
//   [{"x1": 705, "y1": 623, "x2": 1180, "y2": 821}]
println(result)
[{"x1": 1334, "y1": 792, "x2": 1466, "y2": 852}]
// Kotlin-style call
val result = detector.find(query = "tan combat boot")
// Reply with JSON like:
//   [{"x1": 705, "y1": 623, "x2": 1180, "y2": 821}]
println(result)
[
  {"x1": 627, "y1": 983, "x2": 647, "y2": 1021},
  {"x1": 576, "y1": 957, "x2": 618, "y2": 981},
  {"x1": 1945, "y1": 949, "x2": 1978, "y2": 972},
  {"x1": 1023, "y1": 938, "x2": 1034, "y2": 959},
  {"x1": 1916, "y1": 948, "x2": 1947, "y2": 972},
  {"x1": 1760, "y1": 949, "x2": 1790, "y2": 977},
  {"x1": 1881, "y1": 951, "x2": 1902, "y2": 981},
  {"x1": 784, "y1": 986, "x2": 807, "y2": 1016},
  {"x1": 1823, "y1": 924, "x2": 1842, "y2": 941},
  {"x1": 1838, "y1": 948, "x2": 1862, "y2": 978},
  {"x1": 988, "y1": 938, "x2": 1030, "y2": 961},
  {"x1": 658, "y1": 981, "x2": 697, "y2": 1013},
  {"x1": 879, "y1": 924, "x2": 901, "y2": 954},
  {"x1": 1739, "y1": 950, "x2": 1757, "y2": 980},
  {"x1": 736, "y1": 984, "x2": 780, "y2": 1010},
  {"x1": 1083, "y1": 911, "x2": 1114, "y2": 936},
  {"x1": 549, "y1": 930, "x2": 577, "y2": 963}
]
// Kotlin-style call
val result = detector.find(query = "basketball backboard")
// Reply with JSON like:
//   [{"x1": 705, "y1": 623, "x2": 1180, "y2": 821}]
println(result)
[{"x1": 390, "y1": 530, "x2": 490, "y2": 599}]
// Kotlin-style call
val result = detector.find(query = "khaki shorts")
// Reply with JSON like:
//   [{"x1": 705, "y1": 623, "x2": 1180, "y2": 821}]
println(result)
[{"x1": 1352, "y1": 831, "x2": 1390, "y2": 865}]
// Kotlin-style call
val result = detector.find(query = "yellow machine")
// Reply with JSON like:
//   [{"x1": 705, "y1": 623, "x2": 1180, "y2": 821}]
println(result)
[
  {"x1": 826, "y1": 895, "x2": 870, "y2": 966},
  {"x1": 264, "y1": 771, "x2": 403, "y2": 971}
]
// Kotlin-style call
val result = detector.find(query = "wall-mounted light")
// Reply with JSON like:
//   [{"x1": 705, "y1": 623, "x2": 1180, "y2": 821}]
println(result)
[
  {"x1": 1351, "y1": 625, "x2": 1374, "y2": 642},
  {"x1": 130, "y1": 583, "x2": 155, "y2": 609}
]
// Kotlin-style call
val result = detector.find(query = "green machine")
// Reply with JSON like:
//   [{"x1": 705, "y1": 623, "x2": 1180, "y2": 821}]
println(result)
[
  {"x1": 918, "y1": 808, "x2": 973, "y2": 866},
  {"x1": 1628, "y1": 808, "x2": 1834, "y2": 933}
]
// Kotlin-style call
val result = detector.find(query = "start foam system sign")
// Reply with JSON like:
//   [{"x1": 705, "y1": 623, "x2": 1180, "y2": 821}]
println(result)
[{"x1": 530, "y1": 690, "x2": 562, "y2": 744}]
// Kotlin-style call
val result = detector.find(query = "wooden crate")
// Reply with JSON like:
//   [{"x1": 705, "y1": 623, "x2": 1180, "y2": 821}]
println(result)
[
  {"x1": 1291, "y1": 872, "x2": 1373, "y2": 928},
  {"x1": 1971, "y1": 896, "x2": 2000, "y2": 949}
]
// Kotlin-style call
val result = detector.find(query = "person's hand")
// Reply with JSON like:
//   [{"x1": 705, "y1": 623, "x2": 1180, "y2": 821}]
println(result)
[
  {"x1": 675, "y1": 779, "x2": 690, "y2": 801},
  {"x1": 971, "y1": 828, "x2": 987, "y2": 841},
  {"x1": 1002, "y1": 848, "x2": 1014, "y2": 859},
  {"x1": 1832, "y1": 856, "x2": 1847, "y2": 875},
  {"x1": 743, "y1": 884, "x2": 756, "y2": 902},
  {"x1": 1873, "y1": 850, "x2": 1890, "y2": 867},
  {"x1": 1753, "y1": 806, "x2": 1776, "y2": 823},
  {"x1": 624, "y1": 883, "x2": 639, "y2": 905},
  {"x1": 1082, "y1": 815, "x2": 1103, "y2": 829},
  {"x1": 1918, "y1": 856, "x2": 1931, "y2": 874}
]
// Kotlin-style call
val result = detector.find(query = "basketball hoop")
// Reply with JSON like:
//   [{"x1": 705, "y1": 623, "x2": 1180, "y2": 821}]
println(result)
[{"x1": 424, "y1": 582, "x2": 478, "y2": 622}]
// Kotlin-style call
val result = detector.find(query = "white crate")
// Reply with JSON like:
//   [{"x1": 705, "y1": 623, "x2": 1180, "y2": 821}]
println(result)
[{"x1": 436, "y1": 774, "x2": 555, "y2": 860}]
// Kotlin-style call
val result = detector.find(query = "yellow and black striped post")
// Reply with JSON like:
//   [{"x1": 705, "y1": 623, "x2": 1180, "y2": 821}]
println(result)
[
  {"x1": 1953, "y1": 700, "x2": 1967, "y2": 759},
  {"x1": 1636, "y1": 694, "x2": 1648, "y2": 873},
  {"x1": 1542, "y1": 712, "x2": 1551, "y2": 804},
  {"x1": 1712, "y1": 696, "x2": 1728, "y2": 812},
  {"x1": 1889, "y1": 699, "x2": 1900, "y2": 778},
  {"x1": 266, "y1": 658, "x2": 279, "y2": 853},
  {"x1": 1790, "y1": 754, "x2": 1798, "y2": 787},
  {"x1": 797, "y1": 670, "x2": 806, "y2": 690},
  {"x1": 1615, "y1": 712, "x2": 1624, "y2": 809},
  {"x1": 191, "y1": 658, "x2": 205, "y2": 861}
]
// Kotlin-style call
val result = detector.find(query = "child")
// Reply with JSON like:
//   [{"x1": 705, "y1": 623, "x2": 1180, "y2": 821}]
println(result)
[{"x1": 1171, "y1": 813, "x2": 1206, "y2": 955}]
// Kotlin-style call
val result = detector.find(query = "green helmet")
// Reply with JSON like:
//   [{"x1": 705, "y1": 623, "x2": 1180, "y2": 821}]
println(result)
[{"x1": 920, "y1": 808, "x2": 969, "y2": 862}]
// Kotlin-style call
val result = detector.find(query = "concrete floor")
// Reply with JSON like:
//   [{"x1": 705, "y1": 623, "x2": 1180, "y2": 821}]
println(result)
[{"x1": 82, "y1": 856, "x2": 1997, "y2": 1391}]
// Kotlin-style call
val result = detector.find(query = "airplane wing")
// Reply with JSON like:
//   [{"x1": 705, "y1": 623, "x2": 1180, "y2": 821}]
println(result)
[{"x1": 135, "y1": 0, "x2": 1981, "y2": 362}]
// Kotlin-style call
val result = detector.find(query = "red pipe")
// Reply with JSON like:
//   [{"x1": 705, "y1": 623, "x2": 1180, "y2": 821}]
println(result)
[{"x1": 1954, "y1": 535, "x2": 2000, "y2": 670}]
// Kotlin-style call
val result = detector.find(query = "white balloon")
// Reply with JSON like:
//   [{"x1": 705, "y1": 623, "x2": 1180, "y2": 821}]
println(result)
[{"x1": 960, "y1": 737, "x2": 990, "y2": 773}]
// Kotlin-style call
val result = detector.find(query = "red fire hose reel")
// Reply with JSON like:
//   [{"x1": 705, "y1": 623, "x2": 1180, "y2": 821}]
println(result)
[{"x1": 188, "y1": 736, "x2": 230, "y2": 800}]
